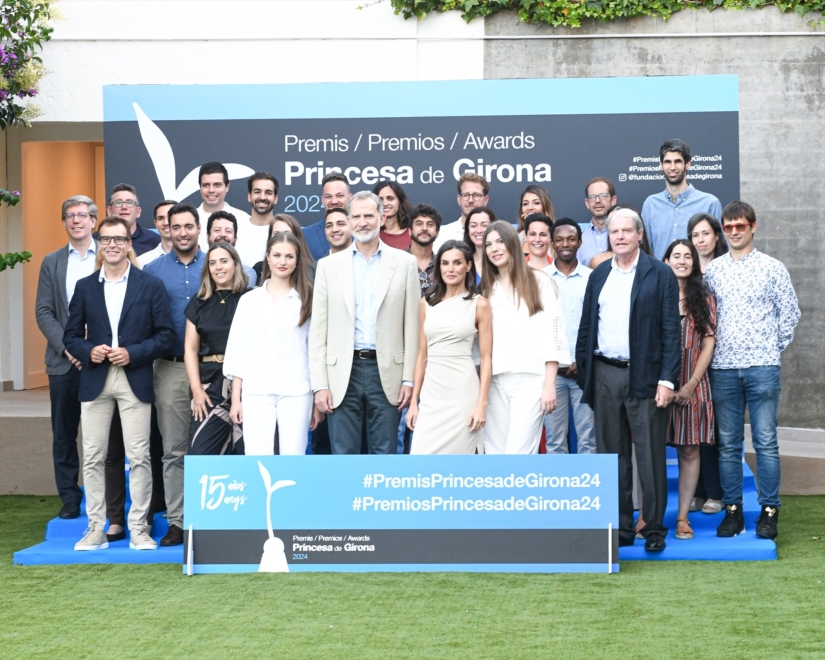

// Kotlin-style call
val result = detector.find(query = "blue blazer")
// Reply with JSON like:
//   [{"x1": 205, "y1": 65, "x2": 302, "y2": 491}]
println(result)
[
  {"x1": 63, "y1": 266, "x2": 176, "y2": 403},
  {"x1": 575, "y1": 250, "x2": 682, "y2": 404},
  {"x1": 303, "y1": 219, "x2": 330, "y2": 262}
]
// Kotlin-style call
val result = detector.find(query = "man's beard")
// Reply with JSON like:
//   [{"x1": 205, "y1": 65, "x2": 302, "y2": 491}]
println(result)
[
  {"x1": 253, "y1": 199, "x2": 274, "y2": 215},
  {"x1": 665, "y1": 170, "x2": 686, "y2": 186},
  {"x1": 411, "y1": 232, "x2": 435, "y2": 247},
  {"x1": 353, "y1": 228, "x2": 380, "y2": 244}
]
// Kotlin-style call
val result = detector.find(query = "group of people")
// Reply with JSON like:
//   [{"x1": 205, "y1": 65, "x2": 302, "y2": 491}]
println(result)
[{"x1": 35, "y1": 138, "x2": 800, "y2": 555}]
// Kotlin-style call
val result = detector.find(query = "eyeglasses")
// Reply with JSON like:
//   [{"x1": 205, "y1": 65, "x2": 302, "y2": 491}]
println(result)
[
  {"x1": 110, "y1": 199, "x2": 137, "y2": 208},
  {"x1": 586, "y1": 193, "x2": 612, "y2": 202},
  {"x1": 460, "y1": 193, "x2": 485, "y2": 201},
  {"x1": 99, "y1": 236, "x2": 130, "y2": 246},
  {"x1": 722, "y1": 222, "x2": 753, "y2": 234},
  {"x1": 65, "y1": 212, "x2": 91, "y2": 221}
]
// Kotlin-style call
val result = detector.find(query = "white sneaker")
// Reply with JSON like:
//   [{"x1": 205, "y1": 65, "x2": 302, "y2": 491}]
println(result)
[
  {"x1": 129, "y1": 527, "x2": 158, "y2": 550},
  {"x1": 74, "y1": 527, "x2": 109, "y2": 551}
]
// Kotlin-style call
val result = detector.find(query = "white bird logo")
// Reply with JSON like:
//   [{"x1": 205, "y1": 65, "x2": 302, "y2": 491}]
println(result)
[{"x1": 133, "y1": 102, "x2": 255, "y2": 201}]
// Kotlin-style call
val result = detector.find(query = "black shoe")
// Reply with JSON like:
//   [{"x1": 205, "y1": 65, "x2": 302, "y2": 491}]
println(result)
[
  {"x1": 106, "y1": 529, "x2": 127, "y2": 542},
  {"x1": 618, "y1": 536, "x2": 635, "y2": 547},
  {"x1": 58, "y1": 502, "x2": 81, "y2": 519},
  {"x1": 716, "y1": 503, "x2": 745, "y2": 537},
  {"x1": 644, "y1": 532, "x2": 666, "y2": 552},
  {"x1": 755, "y1": 505, "x2": 779, "y2": 540},
  {"x1": 160, "y1": 524, "x2": 184, "y2": 546}
]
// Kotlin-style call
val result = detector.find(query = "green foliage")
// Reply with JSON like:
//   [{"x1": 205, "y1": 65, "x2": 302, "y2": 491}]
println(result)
[
  {"x1": 0, "y1": 249, "x2": 31, "y2": 271},
  {"x1": 390, "y1": 0, "x2": 825, "y2": 27},
  {"x1": 0, "y1": 0, "x2": 56, "y2": 129}
]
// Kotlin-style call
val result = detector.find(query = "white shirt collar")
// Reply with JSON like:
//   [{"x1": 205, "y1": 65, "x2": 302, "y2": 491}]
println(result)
[
  {"x1": 69, "y1": 240, "x2": 97, "y2": 257},
  {"x1": 610, "y1": 250, "x2": 640, "y2": 273},
  {"x1": 99, "y1": 262, "x2": 131, "y2": 284},
  {"x1": 548, "y1": 260, "x2": 587, "y2": 278}
]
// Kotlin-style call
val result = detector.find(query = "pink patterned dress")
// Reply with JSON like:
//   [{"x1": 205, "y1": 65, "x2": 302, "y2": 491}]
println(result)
[{"x1": 667, "y1": 296, "x2": 716, "y2": 446}]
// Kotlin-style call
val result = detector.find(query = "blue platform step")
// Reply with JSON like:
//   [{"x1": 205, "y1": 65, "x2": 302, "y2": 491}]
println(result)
[{"x1": 14, "y1": 454, "x2": 774, "y2": 566}]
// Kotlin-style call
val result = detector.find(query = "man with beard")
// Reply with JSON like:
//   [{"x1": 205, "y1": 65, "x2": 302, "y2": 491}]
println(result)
[
  {"x1": 144, "y1": 203, "x2": 205, "y2": 546},
  {"x1": 234, "y1": 172, "x2": 278, "y2": 268},
  {"x1": 310, "y1": 191, "x2": 420, "y2": 454},
  {"x1": 407, "y1": 204, "x2": 442, "y2": 294},
  {"x1": 578, "y1": 178, "x2": 616, "y2": 268},
  {"x1": 643, "y1": 139, "x2": 722, "y2": 260}
]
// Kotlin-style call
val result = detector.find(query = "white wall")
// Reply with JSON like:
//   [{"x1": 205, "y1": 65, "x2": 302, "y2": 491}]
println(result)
[{"x1": 38, "y1": 0, "x2": 485, "y2": 123}]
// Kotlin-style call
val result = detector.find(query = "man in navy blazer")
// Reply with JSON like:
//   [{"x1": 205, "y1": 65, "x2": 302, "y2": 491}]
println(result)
[
  {"x1": 64, "y1": 217, "x2": 175, "y2": 552},
  {"x1": 576, "y1": 208, "x2": 681, "y2": 552}
]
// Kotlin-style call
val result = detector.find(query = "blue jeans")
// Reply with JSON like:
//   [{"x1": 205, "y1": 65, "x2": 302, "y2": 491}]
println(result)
[{"x1": 709, "y1": 366, "x2": 781, "y2": 508}]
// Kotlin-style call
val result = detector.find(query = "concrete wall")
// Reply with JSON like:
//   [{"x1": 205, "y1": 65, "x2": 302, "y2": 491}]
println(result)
[{"x1": 485, "y1": 7, "x2": 825, "y2": 429}]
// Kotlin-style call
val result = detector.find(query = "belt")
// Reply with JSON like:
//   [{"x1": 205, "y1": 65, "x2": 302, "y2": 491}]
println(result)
[
  {"x1": 161, "y1": 354, "x2": 185, "y2": 363},
  {"x1": 595, "y1": 354, "x2": 630, "y2": 369},
  {"x1": 201, "y1": 354, "x2": 224, "y2": 364},
  {"x1": 354, "y1": 349, "x2": 377, "y2": 360}
]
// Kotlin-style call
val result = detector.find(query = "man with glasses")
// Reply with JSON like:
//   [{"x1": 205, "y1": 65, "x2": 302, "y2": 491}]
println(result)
[
  {"x1": 408, "y1": 204, "x2": 441, "y2": 294},
  {"x1": 642, "y1": 139, "x2": 723, "y2": 259},
  {"x1": 104, "y1": 183, "x2": 161, "y2": 256},
  {"x1": 63, "y1": 217, "x2": 175, "y2": 551},
  {"x1": 705, "y1": 201, "x2": 800, "y2": 541},
  {"x1": 578, "y1": 178, "x2": 616, "y2": 268},
  {"x1": 144, "y1": 203, "x2": 205, "y2": 547},
  {"x1": 35, "y1": 195, "x2": 98, "y2": 520},
  {"x1": 434, "y1": 172, "x2": 489, "y2": 252}
]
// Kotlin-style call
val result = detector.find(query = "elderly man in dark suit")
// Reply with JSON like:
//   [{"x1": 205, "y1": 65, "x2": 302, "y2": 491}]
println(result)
[
  {"x1": 35, "y1": 195, "x2": 98, "y2": 520},
  {"x1": 576, "y1": 208, "x2": 681, "y2": 552},
  {"x1": 64, "y1": 217, "x2": 175, "y2": 551}
]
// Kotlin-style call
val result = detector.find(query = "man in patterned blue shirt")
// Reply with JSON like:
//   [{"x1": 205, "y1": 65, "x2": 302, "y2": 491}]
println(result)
[{"x1": 705, "y1": 201, "x2": 800, "y2": 541}]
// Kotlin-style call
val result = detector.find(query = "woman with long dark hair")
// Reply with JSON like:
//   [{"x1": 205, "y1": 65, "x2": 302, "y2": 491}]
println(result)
[
  {"x1": 481, "y1": 222, "x2": 570, "y2": 454},
  {"x1": 224, "y1": 232, "x2": 322, "y2": 455},
  {"x1": 463, "y1": 206, "x2": 497, "y2": 283},
  {"x1": 663, "y1": 239, "x2": 717, "y2": 540},
  {"x1": 184, "y1": 243, "x2": 249, "y2": 455},
  {"x1": 688, "y1": 212, "x2": 729, "y2": 273},
  {"x1": 374, "y1": 181, "x2": 413, "y2": 250},
  {"x1": 406, "y1": 240, "x2": 492, "y2": 454}
]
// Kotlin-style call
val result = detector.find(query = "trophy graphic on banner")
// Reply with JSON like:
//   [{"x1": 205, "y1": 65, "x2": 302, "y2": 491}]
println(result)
[{"x1": 257, "y1": 461, "x2": 296, "y2": 573}]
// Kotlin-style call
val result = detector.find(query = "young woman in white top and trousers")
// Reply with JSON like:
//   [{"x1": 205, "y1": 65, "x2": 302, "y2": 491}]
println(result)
[
  {"x1": 223, "y1": 232, "x2": 322, "y2": 455},
  {"x1": 480, "y1": 221, "x2": 571, "y2": 454}
]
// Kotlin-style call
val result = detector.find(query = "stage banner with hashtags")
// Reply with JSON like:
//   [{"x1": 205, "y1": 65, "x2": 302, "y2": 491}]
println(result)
[
  {"x1": 183, "y1": 455, "x2": 619, "y2": 574},
  {"x1": 102, "y1": 76, "x2": 739, "y2": 228}
]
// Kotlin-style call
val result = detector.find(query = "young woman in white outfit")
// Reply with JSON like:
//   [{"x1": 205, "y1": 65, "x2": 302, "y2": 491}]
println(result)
[
  {"x1": 224, "y1": 232, "x2": 322, "y2": 455},
  {"x1": 481, "y1": 221, "x2": 571, "y2": 454}
]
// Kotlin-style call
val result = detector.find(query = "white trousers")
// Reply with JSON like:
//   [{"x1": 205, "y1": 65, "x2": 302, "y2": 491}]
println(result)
[
  {"x1": 243, "y1": 392, "x2": 312, "y2": 455},
  {"x1": 485, "y1": 372, "x2": 545, "y2": 455}
]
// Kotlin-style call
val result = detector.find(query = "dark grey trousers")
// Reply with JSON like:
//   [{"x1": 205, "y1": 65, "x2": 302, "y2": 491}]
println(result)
[
  {"x1": 327, "y1": 358, "x2": 400, "y2": 455},
  {"x1": 593, "y1": 360, "x2": 670, "y2": 541}
]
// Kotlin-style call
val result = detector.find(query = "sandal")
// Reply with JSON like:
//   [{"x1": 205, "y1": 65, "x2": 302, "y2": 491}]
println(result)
[
  {"x1": 675, "y1": 518, "x2": 694, "y2": 540},
  {"x1": 690, "y1": 497, "x2": 706, "y2": 513},
  {"x1": 702, "y1": 500, "x2": 724, "y2": 514}
]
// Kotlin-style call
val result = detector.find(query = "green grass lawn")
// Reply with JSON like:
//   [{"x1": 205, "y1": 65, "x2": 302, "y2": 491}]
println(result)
[{"x1": 1, "y1": 495, "x2": 824, "y2": 660}]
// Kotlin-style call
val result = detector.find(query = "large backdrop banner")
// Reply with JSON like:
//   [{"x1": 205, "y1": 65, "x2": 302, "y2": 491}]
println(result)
[{"x1": 102, "y1": 76, "x2": 739, "y2": 227}]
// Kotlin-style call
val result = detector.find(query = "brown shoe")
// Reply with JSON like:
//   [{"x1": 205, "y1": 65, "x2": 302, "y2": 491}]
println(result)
[{"x1": 160, "y1": 524, "x2": 184, "y2": 546}]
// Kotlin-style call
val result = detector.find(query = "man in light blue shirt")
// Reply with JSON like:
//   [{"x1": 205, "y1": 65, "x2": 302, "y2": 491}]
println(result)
[
  {"x1": 545, "y1": 218, "x2": 595, "y2": 454},
  {"x1": 577, "y1": 177, "x2": 616, "y2": 268},
  {"x1": 643, "y1": 139, "x2": 723, "y2": 260}
]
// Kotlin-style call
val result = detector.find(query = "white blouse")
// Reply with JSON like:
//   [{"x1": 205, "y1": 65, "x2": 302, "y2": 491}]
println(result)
[
  {"x1": 489, "y1": 271, "x2": 571, "y2": 377},
  {"x1": 223, "y1": 284, "x2": 311, "y2": 396}
]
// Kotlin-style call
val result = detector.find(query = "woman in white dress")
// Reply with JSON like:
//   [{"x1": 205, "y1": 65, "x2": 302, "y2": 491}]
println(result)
[
  {"x1": 406, "y1": 240, "x2": 492, "y2": 454},
  {"x1": 480, "y1": 221, "x2": 571, "y2": 454},
  {"x1": 223, "y1": 232, "x2": 322, "y2": 455}
]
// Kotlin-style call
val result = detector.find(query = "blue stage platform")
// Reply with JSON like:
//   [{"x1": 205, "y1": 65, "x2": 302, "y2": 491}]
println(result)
[{"x1": 14, "y1": 451, "x2": 774, "y2": 566}]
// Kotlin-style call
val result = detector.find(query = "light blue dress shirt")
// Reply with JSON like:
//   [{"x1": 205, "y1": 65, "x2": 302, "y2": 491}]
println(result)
[
  {"x1": 547, "y1": 260, "x2": 592, "y2": 357},
  {"x1": 577, "y1": 222, "x2": 608, "y2": 268},
  {"x1": 65, "y1": 240, "x2": 97, "y2": 305},
  {"x1": 642, "y1": 184, "x2": 722, "y2": 260},
  {"x1": 352, "y1": 243, "x2": 382, "y2": 350}
]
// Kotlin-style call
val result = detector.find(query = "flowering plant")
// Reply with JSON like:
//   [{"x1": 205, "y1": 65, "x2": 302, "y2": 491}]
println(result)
[{"x1": 0, "y1": 0, "x2": 56, "y2": 129}]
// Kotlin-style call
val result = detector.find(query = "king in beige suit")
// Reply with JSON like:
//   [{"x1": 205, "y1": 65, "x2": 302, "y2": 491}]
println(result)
[{"x1": 310, "y1": 191, "x2": 421, "y2": 454}]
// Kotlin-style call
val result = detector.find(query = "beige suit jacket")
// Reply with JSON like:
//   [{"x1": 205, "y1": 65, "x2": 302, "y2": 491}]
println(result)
[{"x1": 309, "y1": 242, "x2": 421, "y2": 408}]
